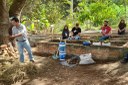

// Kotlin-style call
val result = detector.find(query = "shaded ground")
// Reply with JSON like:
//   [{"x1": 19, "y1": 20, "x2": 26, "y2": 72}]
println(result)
[
  {"x1": 12, "y1": 54, "x2": 128, "y2": 85},
  {"x1": 7, "y1": 32, "x2": 128, "y2": 85}
]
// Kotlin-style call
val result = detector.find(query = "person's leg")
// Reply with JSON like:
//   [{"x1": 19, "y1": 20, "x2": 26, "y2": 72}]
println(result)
[
  {"x1": 124, "y1": 53, "x2": 128, "y2": 60},
  {"x1": 100, "y1": 41, "x2": 103, "y2": 46},
  {"x1": 121, "y1": 53, "x2": 128, "y2": 64},
  {"x1": 17, "y1": 42, "x2": 24, "y2": 62},
  {"x1": 118, "y1": 30, "x2": 121, "y2": 35},
  {"x1": 99, "y1": 36, "x2": 104, "y2": 46},
  {"x1": 68, "y1": 36, "x2": 74, "y2": 40},
  {"x1": 75, "y1": 35, "x2": 80, "y2": 40},
  {"x1": 23, "y1": 40, "x2": 34, "y2": 61},
  {"x1": 90, "y1": 40, "x2": 93, "y2": 45},
  {"x1": 121, "y1": 31, "x2": 125, "y2": 35},
  {"x1": 99, "y1": 36, "x2": 109, "y2": 46}
]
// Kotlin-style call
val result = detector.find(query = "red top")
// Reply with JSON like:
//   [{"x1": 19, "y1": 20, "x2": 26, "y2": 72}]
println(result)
[{"x1": 101, "y1": 26, "x2": 111, "y2": 36}]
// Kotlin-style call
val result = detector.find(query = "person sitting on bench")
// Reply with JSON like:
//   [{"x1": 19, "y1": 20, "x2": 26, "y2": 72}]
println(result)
[
  {"x1": 62, "y1": 25, "x2": 69, "y2": 39},
  {"x1": 99, "y1": 21, "x2": 112, "y2": 46},
  {"x1": 118, "y1": 19, "x2": 126, "y2": 35},
  {"x1": 69, "y1": 23, "x2": 81, "y2": 40}
]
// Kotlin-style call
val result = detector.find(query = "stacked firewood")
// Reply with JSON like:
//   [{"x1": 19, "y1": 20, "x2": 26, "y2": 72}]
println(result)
[{"x1": 0, "y1": 43, "x2": 18, "y2": 59}]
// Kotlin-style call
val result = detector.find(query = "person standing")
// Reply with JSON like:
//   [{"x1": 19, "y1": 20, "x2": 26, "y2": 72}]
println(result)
[
  {"x1": 99, "y1": 21, "x2": 112, "y2": 46},
  {"x1": 10, "y1": 17, "x2": 34, "y2": 63},
  {"x1": 118, "y1": 19, "x2": 126, "y2": 35}
]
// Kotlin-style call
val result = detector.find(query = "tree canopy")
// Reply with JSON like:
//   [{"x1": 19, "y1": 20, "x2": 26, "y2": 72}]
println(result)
[{"x1": 18, "y1": 0, "x2": 128, "y2": 32}]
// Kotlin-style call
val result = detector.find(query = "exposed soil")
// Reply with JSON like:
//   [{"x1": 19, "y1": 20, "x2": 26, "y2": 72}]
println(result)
[{"x1": 12, "y1": 54, "x2": 128, "y2": 85}]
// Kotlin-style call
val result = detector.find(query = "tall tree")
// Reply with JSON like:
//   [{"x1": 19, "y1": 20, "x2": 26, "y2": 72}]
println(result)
[
  {"x1": 0, "y1": 0, "x2": 9, "y2": 44},
  {"x1": 9, "y1": 0, "x2": 26, "y2": 18},
  {"x1": 0, "y1": 0, "x2": 26, "y2": 44}
]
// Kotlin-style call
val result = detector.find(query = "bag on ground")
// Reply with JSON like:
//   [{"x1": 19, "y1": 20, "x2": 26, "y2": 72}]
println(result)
[{"x1": 79, "y1": 53, "x2": 95, "y2": 64}]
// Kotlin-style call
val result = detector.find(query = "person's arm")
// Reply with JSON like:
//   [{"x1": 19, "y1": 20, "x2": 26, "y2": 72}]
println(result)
[
  {"x1": 10, "y1": 25, "x2": 26, "y2": 38},
  {"x1": 118, "y1": 29, "x2": 121, "y2": 32},
  {"x1": 118, "y1": 26, "x2": 121, "y2": 32},
  {"x1": 108, "y1": 29, "x2": 112, "y2": 36},
  {"x1": 101, "y1": 27, "x2": 105, "y2": 36},
  {"x1": 71, "y1": 27, "x2": 75, "y2": 36},
  {"x1": 78, "y1": 28, "x2": 81, "y2": 36},
  {"x1": 121, "y1": 28, "x2": 126, "y2": 32},
  {"x1": 71, "y1": 27, "x2": 74, "y2": 32},
  {"x1": 11, "y1": 33, "x2": 22, "y2": 38},
  {"x1": 69, "y1": 31, "x2": 73, "y2": 38},
  {"x1": 67, "y1": 30, "x2": 70, "y2": 37},
  {"x1": 118, "y1": 24, "x2": 122, "y2": 32},
  {"x1": 62, "y1": 30, "x2": 65, "y2": 37},
  {"x1": 101, "y1": 30, "x2": 105, "y2": 36},
  {"x1": 9, "y1": 27, "x2": 21, "y2": 38},
  {"x1": 105, "y1": 27, "x2": 111, "y2": 36},
  {"x1": 121, "y1": 24, "x2": 126, "y2": 32}
]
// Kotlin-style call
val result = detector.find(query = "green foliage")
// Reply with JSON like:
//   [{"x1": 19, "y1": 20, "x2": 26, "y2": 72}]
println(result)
[
  {"x1": 45, "y1": 1, "x2": 64, "y2": 24},
  {"x1": 19, "y1": 0, "x2": 128, "y2": 32},
  {"x1": 21, "y1": 0, "x2": 49, "y2": 31},
  {"x1": 21, "y1": 0, "x2": 68, "y2": 32},
  {"x1": 76, "y1": 0, "x2": 126, "y2": 27}
]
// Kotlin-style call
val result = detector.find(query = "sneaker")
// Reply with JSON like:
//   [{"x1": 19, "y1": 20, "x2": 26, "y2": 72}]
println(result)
[
  {"x1": 120, "y1": 59, "x2": 128, "y2": 64},
  {"x1": 30, "y1": 60, "x2": 35, "y2": 63}
]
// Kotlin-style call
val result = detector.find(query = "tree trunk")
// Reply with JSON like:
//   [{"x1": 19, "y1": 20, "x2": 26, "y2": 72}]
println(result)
[
  {"x1": 8, "y1": 0, "x2": 27, "y2": 34},
  {"x1": 8, "y1": 0, "x2": 27, "y2": 46},
  {"x1": 0, "y1": 0, "x2": 9, "y2": 44},
  {"x1": 9, "y1": 0, "x2": 27, "y2": 19},
  {"x1": 0, "y1": 0, "x2": 27, "y2": 45},
  {"x1": 9, "y1": 0, "x2": 26, "y2": 46}
]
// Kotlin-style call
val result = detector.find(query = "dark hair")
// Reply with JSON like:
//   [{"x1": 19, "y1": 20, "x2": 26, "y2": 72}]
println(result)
[
  {"x1": 62, "y1": 25, "x2": 69, "y2": 39},
  {"x1": 118, "y1": 19, "x2": 126, "y2": 29},
  {"x1": 120, "y1": 19, "x2": 125, "y2": 23},
  {"x1": 11, "y1": 17, "x2": 19, "y2": 22},
  {"x1": 76, "y1": 23, "x2": 79, "y2": 26},
  {"x1": 64, "y1": 25, "x2": 68, "y2": 29},
  {"x1": 63, "y1": 25, "x2": 69, "y2": 32},
  {"x1": 104, "y1": 20, "x2": 108, "y2": 23}
]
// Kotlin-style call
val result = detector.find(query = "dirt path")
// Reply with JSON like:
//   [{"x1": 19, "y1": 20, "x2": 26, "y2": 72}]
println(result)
[{"x1": 12, "y1": 55, "x2": 128, "y2": 85}]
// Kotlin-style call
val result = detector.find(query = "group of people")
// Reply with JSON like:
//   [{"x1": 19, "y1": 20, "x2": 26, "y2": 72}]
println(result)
[
  {"x1": 62, "y1": 23, "x2": 81, "y2": 40},
  {"x1": 100, "y1": 19, "x2": 126, "y2": 45},
  {"x1": 62, "y1": 19, "x2": 126, "y2": 46},
  {"x1": 61, "y1": 21, "x2": 111, "y2": 46},
  {"x1": 9, "y1": 16, "x2": 127, "y2": 64}
]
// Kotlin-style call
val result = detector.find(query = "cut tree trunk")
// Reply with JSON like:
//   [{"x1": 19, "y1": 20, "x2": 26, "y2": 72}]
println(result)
[{"x1": 0, "y1": 0, "x2": 9, "y2": 44}]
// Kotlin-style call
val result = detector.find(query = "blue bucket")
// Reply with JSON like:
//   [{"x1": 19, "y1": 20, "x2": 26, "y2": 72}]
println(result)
[
  {"x1": 59, "y1": 42, "x2": 66, "y2": 52},
  {"x1": 59, "y1": 52, "x2": 66, "y2": 61},
  {"x1": 59, "y1": 42, "x2": 66, "y2": 61}
]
